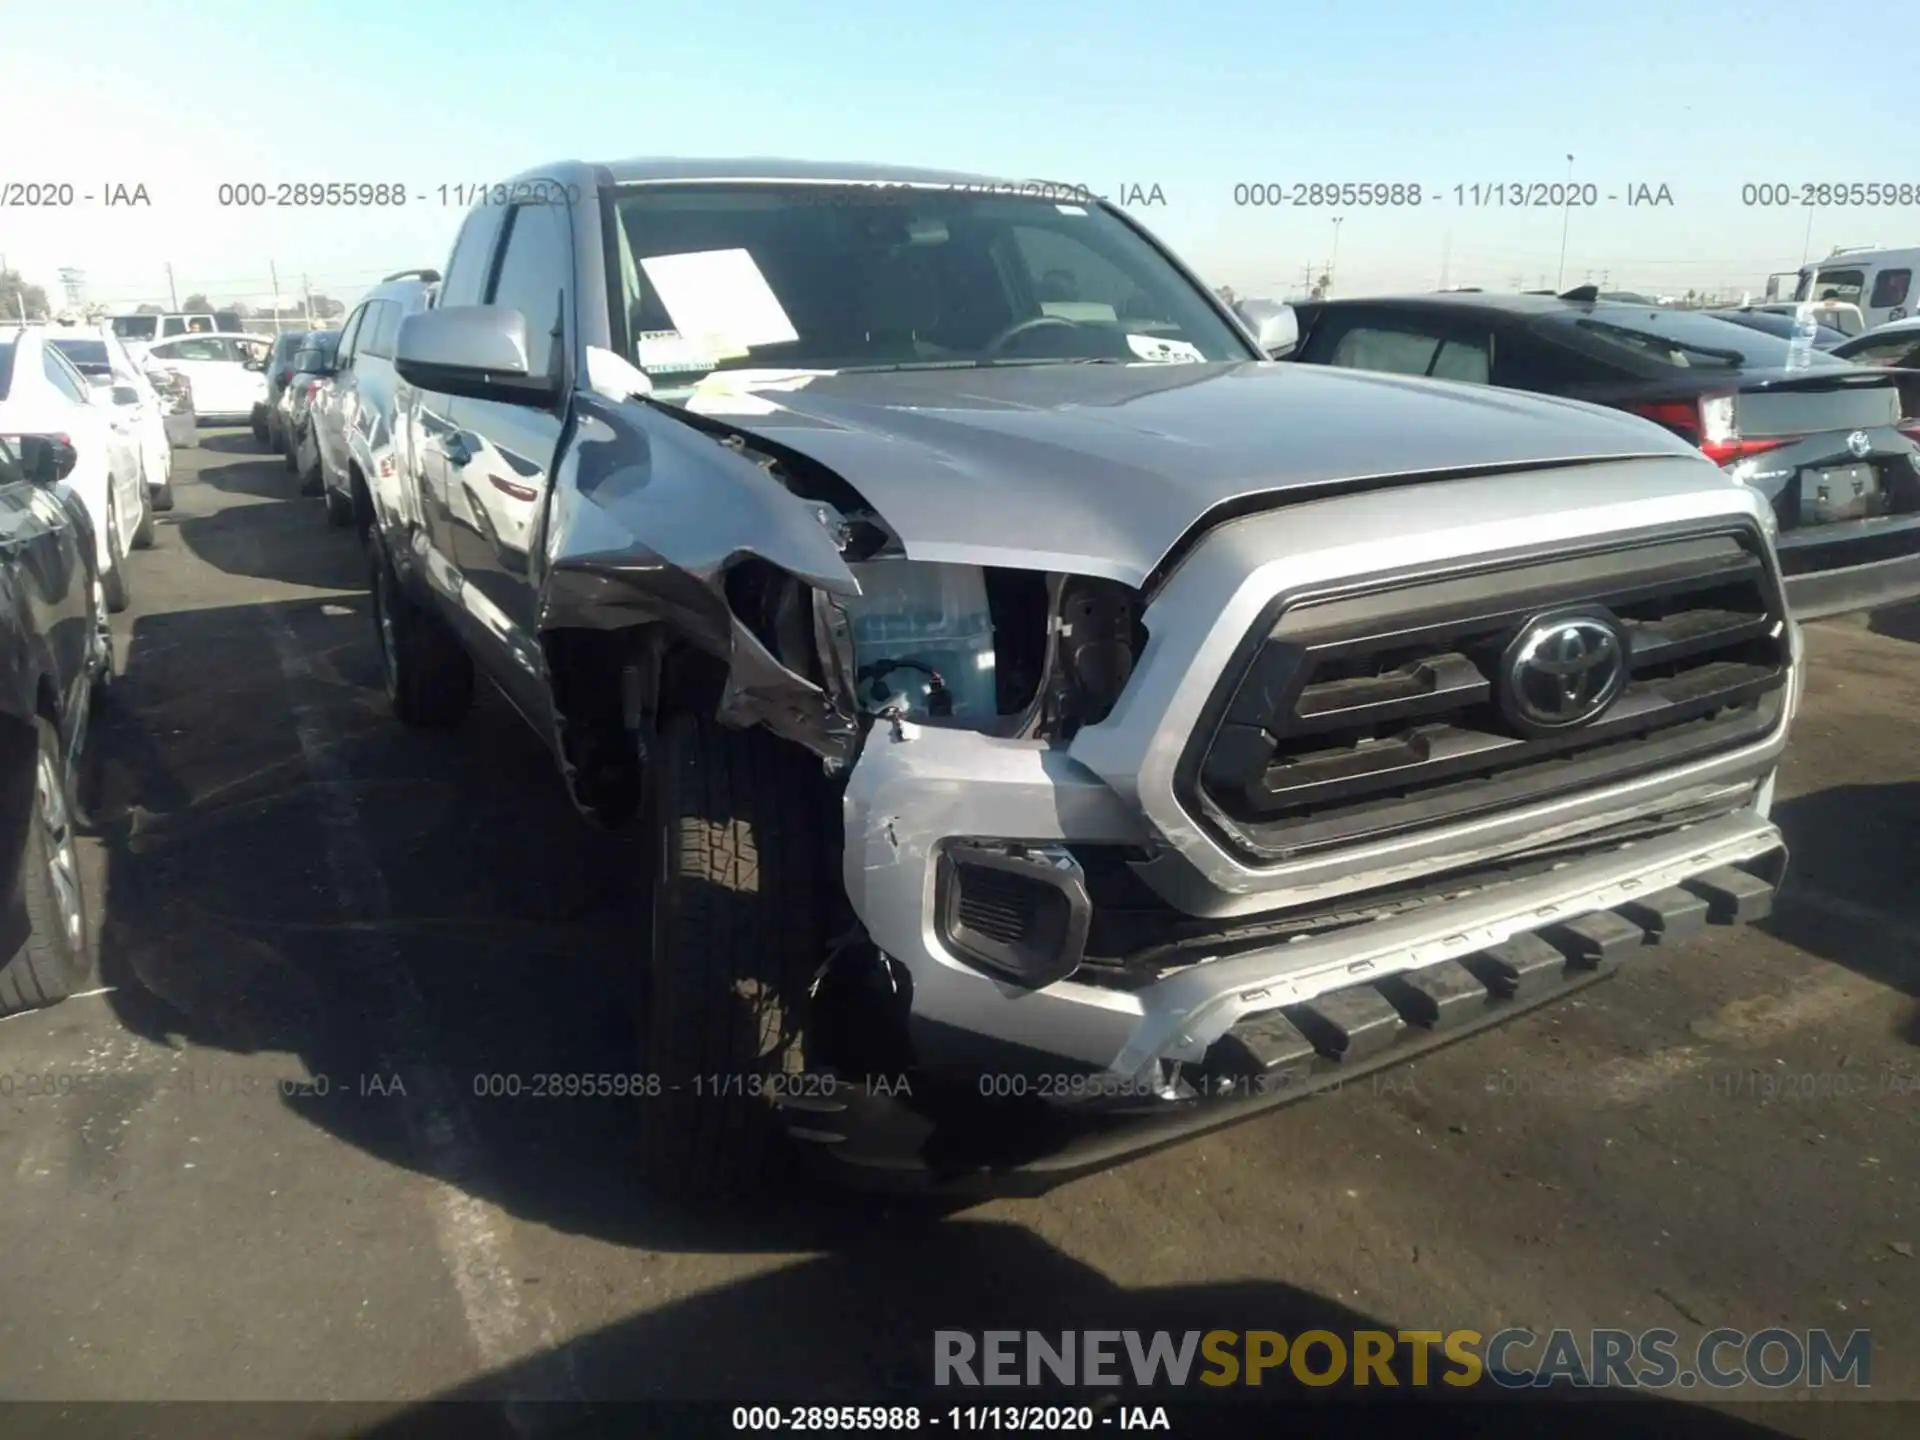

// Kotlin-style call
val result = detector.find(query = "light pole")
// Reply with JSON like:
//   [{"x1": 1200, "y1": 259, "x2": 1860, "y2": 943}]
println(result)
[
  {"x1": 1329, "y1": 216, "x2": 1344, "y2": 296},
  {"x1": 1555, "y1": 154, "x2": 1575, "y2": 290}
]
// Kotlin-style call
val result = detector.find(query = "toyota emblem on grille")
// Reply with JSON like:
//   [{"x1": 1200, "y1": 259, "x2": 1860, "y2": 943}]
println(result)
[
  {"x1": 1846, "y1": 430, "x2": 1872, "y2": 460},
  {"x1": 1500, "y1": 611, "x2": 1628, "y2": 734}
]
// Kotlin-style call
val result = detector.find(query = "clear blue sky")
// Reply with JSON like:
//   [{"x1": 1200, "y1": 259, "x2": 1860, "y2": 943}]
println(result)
[{"x1": 0, "y1": 0, "x2": 1899, "y2": 311}]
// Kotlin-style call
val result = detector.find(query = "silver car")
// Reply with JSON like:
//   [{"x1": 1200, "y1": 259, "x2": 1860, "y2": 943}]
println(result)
[{"x1": 367, "y1": 159, "x2": 1801, "y2": 1197}]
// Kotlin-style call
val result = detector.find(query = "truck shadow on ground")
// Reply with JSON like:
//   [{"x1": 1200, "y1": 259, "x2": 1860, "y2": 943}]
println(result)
[
  {"x1": 1766, "y1": 782, "x2": 1920, "y2": 1046},
  {"x1": 339, "y1": 1224, "x2": 1820, "y2": 1440},
  {"x1": 170, "y1": 448, "x2": 360, "y2": 589},
  {"x1": 83, "y1": 585, "x2": 942, "y2": 1255},
  {"x1": 187, "y1": 428, "x2": 307, "y2": 504},
  {"x1": 1867, "y1": 599, "x2": 1920, "y2": 645}
]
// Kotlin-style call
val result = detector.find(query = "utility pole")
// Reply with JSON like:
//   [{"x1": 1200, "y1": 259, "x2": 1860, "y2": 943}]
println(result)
[
  {"x1": 165, "y1": 262, "x2": 179, "y2": 310},
  {"x1": 1800, "y1": 206, "x2": 1816, "y2": 266},
  {"x1": 269, "y1": 260, "x2": 282, "y2": 334},
  {"x1": 1328, "y1": 216, "x2": 1344, "y2": 296},
  {"x1": 302, "y1": 274, "x2": 314, "y2": 328},
  {"x1": 1555, "y1": 153, "x2": 1575, "y2": 289}
]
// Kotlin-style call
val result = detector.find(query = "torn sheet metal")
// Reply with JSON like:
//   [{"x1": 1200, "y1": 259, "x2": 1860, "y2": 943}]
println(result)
[{"x1": 536, "y1": 392, "x2": 865, "y2": 763}]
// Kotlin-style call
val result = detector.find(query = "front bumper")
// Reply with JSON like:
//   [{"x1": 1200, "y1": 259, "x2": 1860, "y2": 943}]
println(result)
[
  {"x1": 797, "y1": 826, "x2": 1786, "y2": 1192},
  {"x1": 1778, "y1": 521, "x2": 1920, "y2": 619}
]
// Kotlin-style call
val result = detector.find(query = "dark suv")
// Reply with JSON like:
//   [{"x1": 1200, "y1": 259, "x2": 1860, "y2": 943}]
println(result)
[{"x1": 1287, "y1": 290, "x2": 1920, "y2": 619}]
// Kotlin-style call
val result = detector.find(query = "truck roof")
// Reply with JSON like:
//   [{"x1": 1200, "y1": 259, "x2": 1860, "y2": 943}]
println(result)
[{"x1": 503, "y1": 156, "x2": 1056, "y2": 193}]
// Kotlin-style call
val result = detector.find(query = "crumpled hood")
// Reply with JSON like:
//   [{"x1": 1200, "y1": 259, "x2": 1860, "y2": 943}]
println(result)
[{"x1": 664, "y1": 360, "x2": 1702, "y2": 588}]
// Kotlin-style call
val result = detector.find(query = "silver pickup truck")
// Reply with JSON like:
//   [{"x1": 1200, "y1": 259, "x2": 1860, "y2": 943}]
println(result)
[{"x1": 359, "y1": 159, "x2": 1801, "y2": 1195}]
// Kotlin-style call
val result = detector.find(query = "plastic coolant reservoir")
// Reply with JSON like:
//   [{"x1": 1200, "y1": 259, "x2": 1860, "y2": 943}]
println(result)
[{"x1": 847, "y1": 561, "x2": 997, "y2": 720}]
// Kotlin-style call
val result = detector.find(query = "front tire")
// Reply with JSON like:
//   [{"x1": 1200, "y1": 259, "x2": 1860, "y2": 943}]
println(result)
[
  {"x1": 634, "y1": 710, "x2": 828, "y2": 1197},
  {"x1": 0, "y1": 717, "x2": 94, "y2": 1017},
  {"x1": 324, "y1": 485, "x2": 354, "y2": 527},
  {"x1": 101, "y1": 494, "x2": 130, "y2": 613},
  {"x1": 131, "y1": 478, "x2": 155, "y2": 550},
  {"x1": 368, "y1": 530, "x2": 473, "y2": 728},
  {"x1": 151, "y1": 481, "x2": 175, "y2": 513}
]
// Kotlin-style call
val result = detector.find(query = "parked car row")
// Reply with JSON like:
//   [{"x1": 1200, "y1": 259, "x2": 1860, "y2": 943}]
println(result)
[
  {"x1": 241, "y1": 271, "x2": 438, "y2": 533},
  {"x1": 0, "y1": 374, "x2": 142, "y2": 1016},
  {"x1": 257, "y1": 160, "x2": 1811, "y2": 1200},
  {"x1": 0, "y1": 310, "x2": 216, "y2": 1017}
]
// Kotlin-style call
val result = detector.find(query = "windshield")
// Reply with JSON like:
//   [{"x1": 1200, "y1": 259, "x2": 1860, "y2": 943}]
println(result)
[
  {"x1": 1807, "y1": 267, "x2": 1865, "y2": 307},
  {"x1": 608, "y1": 183, "x2": 1249, "y2": 384},
  {"x1": 111, "y1": 315, "x2": 159, "y2": 341},
  {"x1": 48, "y1": 338, "x2": 113, "y2": 376},
  {"x1": 1561, "y1": 308, "x2": 1849, "y2": 372}
]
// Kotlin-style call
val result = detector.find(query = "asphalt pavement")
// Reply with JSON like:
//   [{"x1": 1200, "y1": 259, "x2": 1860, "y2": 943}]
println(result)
[{"x1": 0, "y1": 433, "x2": 1915, "y2": 1437}]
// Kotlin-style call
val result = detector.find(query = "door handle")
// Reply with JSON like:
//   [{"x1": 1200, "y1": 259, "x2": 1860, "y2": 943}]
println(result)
[{"x1": 441, "y1": 433, "x2": 474, "y2": 468}]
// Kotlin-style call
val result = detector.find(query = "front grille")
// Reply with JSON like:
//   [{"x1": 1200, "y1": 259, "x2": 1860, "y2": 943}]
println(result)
[{"x1": 1183, "y1": 527, "x2": 1789, "y2": 865}]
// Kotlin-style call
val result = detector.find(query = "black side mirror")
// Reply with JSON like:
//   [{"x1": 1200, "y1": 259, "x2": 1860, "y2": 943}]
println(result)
[{"x1": 19, "y1": 435, "x2": 79, "y2": 484}]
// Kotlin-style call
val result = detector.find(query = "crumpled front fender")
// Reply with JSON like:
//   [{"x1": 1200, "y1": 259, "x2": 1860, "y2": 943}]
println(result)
[{"x1": 536, "y1": 394, "x2": 863, "y2": 762}]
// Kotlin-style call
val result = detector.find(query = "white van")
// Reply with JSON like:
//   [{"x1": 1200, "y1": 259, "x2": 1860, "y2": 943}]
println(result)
[{"x1": 1785, "y1": 246, "x2": 1917, "y2": 331}]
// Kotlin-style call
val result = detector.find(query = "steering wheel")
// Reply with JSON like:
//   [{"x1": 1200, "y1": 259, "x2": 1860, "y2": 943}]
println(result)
[{"x1": 983, "y1": 314, "x2": 1083, "y2": 355}]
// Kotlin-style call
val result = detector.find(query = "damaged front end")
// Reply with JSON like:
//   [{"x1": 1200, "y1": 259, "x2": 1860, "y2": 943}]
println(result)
[{"x1": 535, "y1": 389, "x2": 1145, "y2": 829}]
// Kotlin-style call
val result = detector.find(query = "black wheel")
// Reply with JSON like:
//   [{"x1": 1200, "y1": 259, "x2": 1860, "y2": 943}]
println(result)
[
  {"x1": 0, "y1": 716, "x2": 93, "y2": 1017},
  {"x1": 634, "y1": 710, "x2": 828, "y2": 1197},
  {"x1": 101, "y1": 493, "x2": 130, "y2": 614},
  {"x1": 299, "y1": 441, "x2": 325, "y2": 498},
  {"x1": 251, "y1": 407, "x2": 269, "y2": 445},
  {"x1": 368, "y1": 530, "x2": 473, "y2": 728},
  {"x1": 151, "y1": 481, "x2": 175, "y2": 513},
  {"x1": 324, "y1": 485, "x2": 354, "y2": 527},
  {"x1": 131, "y1": 477, "x2": 155, "y2": 550},
  {"x1": 88, "y1": 574, "x2": 115, "y2": 712},
  {"x1": 283, "y1": 436, "x2": 297, "y2": 474}
]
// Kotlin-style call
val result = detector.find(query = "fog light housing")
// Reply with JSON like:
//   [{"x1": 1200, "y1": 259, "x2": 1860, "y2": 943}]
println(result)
[{"x1": 935, "y1": 842, "x2": 1091, "y2": 989}]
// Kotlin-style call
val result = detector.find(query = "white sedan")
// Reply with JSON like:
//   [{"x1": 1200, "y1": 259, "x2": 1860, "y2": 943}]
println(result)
[
  {"x1": 0, "y1": 325, "x2": 152, "y2": 611},
  {"x1": 44, "y1": 326, "x2": 178, "y2": 512},
  {"x1": 136, "y1": 332, "x2": 271, "y2": 427}
]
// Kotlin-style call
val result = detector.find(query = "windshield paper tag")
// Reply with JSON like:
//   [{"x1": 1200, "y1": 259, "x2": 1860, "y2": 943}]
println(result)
[
  {"x1": 639, "y1": 249, "x2": 799, "y2": 357},
  {"x1": 635, "y1": 330, "x2": 717, "y2": 374},
  {"x1": 1126, "y1": 334, "x2": 1206, "y2": 364}
]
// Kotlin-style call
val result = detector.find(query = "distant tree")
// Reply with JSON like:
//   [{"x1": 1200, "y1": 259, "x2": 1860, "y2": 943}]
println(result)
[
  {"x1": 0, "y1": 269, "x2": 51, "y2": 320},
  {"x1": 134, "y1": 302, "x2": 165, "y2": 314},
  {"x1": 1214, "y1": 284, "x2": 1237, "y2": 305},
  {"x1": 228, "y1": 300, "x2": 251, "y2": 318},
  {"x1": 307, "y1": 294, "x2": 345, "y2": 319},
  {"x1": 180, "y1": 292, "x2": 212, "y2": 313}
]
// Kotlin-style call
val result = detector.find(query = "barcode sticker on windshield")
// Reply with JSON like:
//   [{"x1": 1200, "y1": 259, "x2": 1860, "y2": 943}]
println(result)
[
  {"x1": 1126, "y1": 334, "x2": 1206, "y2": 364},
  {"x1": 635, "y1": 330, "x2": 716, "y2": 374}
]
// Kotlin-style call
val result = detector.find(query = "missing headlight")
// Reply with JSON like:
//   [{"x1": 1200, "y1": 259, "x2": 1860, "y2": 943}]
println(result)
[{"x1": 843, "y1": 561, "x2": 997, "y2": 721}]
